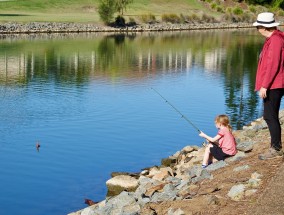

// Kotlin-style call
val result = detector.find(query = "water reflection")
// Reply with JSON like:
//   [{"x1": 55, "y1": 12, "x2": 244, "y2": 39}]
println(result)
[
  {"x1": 0, "y1": 30, "x2": 264, "y2": 129},
  {"x1": 1, "y1": 29, "x2": 276, "y2": 215}
]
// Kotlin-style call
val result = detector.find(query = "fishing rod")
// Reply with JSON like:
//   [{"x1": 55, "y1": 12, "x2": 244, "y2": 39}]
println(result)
[{"x1": 151, "y1": 87, "x2": 201, "y2": 133}]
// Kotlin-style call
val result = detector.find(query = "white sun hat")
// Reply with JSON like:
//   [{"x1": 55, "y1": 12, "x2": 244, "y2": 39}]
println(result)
[{"x1": 253, "y1": 12, "x2": 280, "y2": 27}]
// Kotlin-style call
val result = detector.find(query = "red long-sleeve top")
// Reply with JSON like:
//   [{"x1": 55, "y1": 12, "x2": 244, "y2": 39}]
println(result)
[{"x1": 255, "y1": 30, "x2": 284, "y2": 91}]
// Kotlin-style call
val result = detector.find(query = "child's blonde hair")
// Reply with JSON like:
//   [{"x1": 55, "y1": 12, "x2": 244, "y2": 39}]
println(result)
[{"x1": 215, "y1": 114, "x2": 232, "y2": 132}]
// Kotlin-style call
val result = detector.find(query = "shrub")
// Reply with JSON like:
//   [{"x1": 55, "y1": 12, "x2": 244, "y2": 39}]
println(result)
[
  {"x1": 222, "y1": 13, "x2": 243, "y2": 22},
  {"x1": 232, "y1": 7, "x2": 243, "y2": 15},
  {"x1": 216, "y1": 6, "x2": 224, "y2": 13},
  {"x1": 277, "y1": 10, "x2": 284, "y2": 16},
  {"x1": 226, "y1": 7, "x2": 232, "y2": 14},
  {"x1": 239, "y1": 13, "x2": 254, "y2": 22},
  {"x1": 128, "y1": 17, "x2": 137, "y2": 26},
  {"x1": 211, "y1": 3, "x2": 217, "y2": 9},
  {"x1": 201, "y1": 13, "x2": 217, "y2": 23},
  {"x1": 140, "y1": 13, "x2": 156, "y2": 23},
  {"x1": 180, "y1": 14, "x2": 194, "y2": 23},
  {"x1": 161, "y1": 14, "x2": 182, "y2": 23},
  {"x1": 249, "y1": 5, "x2": 256, "y2": 13},
  {"x1": 255, "y1": 5, "x2": 266, "y2": 13},
  {"x1": 114, "y1": 15, "x2": 126, "y2": 26},
  {"x1": 222, "y1": 13, "x2": 231, "y2": 22},
  {"x1": 180, "y1": 14, "x2": 186, "y2": 23},
  {"x1": 191, "y1": 13, "x2": 201, "y2": 22}
]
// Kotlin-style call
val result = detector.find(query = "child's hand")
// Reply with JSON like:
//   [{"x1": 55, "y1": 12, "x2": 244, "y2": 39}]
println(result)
[{"x1": 199, "y1": 131, "x2": 205, "y2": 138}]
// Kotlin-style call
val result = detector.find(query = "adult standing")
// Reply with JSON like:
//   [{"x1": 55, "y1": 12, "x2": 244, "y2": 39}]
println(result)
[{"x1": 253, "y1": 12, "x2": 284, "y2": 160}]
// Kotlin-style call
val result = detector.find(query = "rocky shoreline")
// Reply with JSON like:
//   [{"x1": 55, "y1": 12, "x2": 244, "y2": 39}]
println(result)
[
  {"x1": 68, "y1": 111, "x2": 284, "y2": 215},
  {"x1": 0, "y1": 22, "x2": 254, "y2": 34}
]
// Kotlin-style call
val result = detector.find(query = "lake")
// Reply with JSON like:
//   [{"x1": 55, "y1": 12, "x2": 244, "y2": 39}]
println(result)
[{"x1": 0, "y1": 28, "x2": 282, "y2": 215}]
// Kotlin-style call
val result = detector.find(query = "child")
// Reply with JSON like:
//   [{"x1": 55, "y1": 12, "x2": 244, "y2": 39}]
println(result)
[{"x1": 199, "y1": 114, "x2": 237, "y2": 168}]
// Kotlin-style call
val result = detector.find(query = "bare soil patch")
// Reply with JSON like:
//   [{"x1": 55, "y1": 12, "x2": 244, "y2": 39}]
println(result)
[{"x1": 141, "y1": 129, "x2": 284, "y2": 215}]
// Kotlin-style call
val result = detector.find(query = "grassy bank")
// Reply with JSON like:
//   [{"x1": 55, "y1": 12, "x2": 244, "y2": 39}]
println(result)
[{"x1": 0, "y1": 0, "x2": 212, "y2": 23}]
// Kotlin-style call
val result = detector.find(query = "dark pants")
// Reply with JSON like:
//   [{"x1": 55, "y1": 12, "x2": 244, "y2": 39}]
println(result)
[
  {"x1": 263, "y1": 89, "x2": 284, "y2": 151},
  {"x1": 210, "y1": 144, "x2": 231, "y2": 161}
]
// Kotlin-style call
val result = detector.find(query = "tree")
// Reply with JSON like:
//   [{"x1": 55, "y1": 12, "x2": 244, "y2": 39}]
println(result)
[
  {"x1": 98, "y1": 0, "x2": 116, "y2": 24},
  {"x1": 272, "y1": 0, "x2": 284, "y2": 9},
  {"x1": 115, "y1": 0, "x2": 133, "y2": 15}
]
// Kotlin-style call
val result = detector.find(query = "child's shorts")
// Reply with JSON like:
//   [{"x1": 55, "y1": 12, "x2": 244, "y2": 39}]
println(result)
[{"x1": 210, "y1": 144, "x2": 231, "y2": 161}]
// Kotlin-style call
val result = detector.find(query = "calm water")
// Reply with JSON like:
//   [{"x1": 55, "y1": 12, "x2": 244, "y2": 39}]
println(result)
[{"x1": 0, "y1": 29, "x2": 283, "y2": 215}]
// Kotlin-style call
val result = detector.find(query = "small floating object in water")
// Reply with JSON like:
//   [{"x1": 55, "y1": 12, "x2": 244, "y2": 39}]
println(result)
[
  {"x1": 36, "y1": 142, "x2": 40, "y2": 151},
  {"x1": 84, "y1": 198, "x2": 97, "y2": 206}
]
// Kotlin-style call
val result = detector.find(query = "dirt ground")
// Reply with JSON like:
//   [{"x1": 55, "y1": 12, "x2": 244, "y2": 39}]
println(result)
[{"x1": 140, "y1": 129, "x2": 284, "y2": 215}]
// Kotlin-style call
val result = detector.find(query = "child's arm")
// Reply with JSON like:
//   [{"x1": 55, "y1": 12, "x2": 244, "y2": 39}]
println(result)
[{"x1": 199, "y1": 131, "x2": 221, "y2": 144}]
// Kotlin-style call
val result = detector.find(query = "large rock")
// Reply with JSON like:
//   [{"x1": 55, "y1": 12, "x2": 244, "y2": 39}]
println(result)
[
  {"x1": 106, "y1": 175, "x2": 139, "y2": 197},
  {"x1": 152, "y1": 167, "x2": 174, "y2": 181},
  {"x1": 94, "y1": 192, "x2": 140, "y2": 215}
]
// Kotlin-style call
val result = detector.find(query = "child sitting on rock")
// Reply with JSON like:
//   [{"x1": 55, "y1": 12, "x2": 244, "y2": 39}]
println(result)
[{"x1": 199, "y1": 114, "x2": 237, "y2": 168}]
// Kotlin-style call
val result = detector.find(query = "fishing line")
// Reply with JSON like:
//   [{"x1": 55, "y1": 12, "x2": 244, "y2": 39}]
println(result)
[{"x1": 151, "y1": 87, "x2": 201, "y2": 133}]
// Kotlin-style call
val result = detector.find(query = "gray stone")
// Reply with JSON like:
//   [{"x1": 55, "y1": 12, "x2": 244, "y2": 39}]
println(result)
[
  {"x1": 228, "y1": 184, "x2": 245, "y2": 201},
  {"x1": 138, "y1": 176, "x2": 160, "y2": 186},
  {"x1": 134, "y1": 177, "x2": 160, "y2": 206},
  {"x1": 233, "y1": 165, "x2": 250, "y2": 172},
  {"x1": 227, "y1": 151, "x2": 246, "y2": 162},
  {"x1": 236, "y1": 141, "x2": 254, "y2": 152},
  {"x1": 191, "y1": 169, "x2": 212, "y2": 183},
  {"x1": 80, "y1": 201, "x2": 107, "y2": 215},
  {"x1": 175, "y1": 178, "x2": 191, "y2": 190},
  {"x1": 151, "y1": 183, "x2": 178, "y2": 203},
  {"x1": 165, "y1": 176, "x2": 182, "y2": 187},
  {"x1": 97, "y1": 192, "x2": 140, "y2": 215},
  {"x1": 120, "y1": 204, "x2": 141, "y2": 215},
  {"x1": 242, "y1": 129, "x2": 257, "y2": 138},
  {"x1": 251, "y1": 172, "x2": 262, "y2": 180},
  {"x1": 81, "y1": 207, "x2": 99, "y2": 215},
  {"x1": 188, "y1": 165, "x2": 203, "y2": 178},
  {"x1": 133, "y1": 182, "x2": 150, "y2": 207},
  {"x1": 250, "y1": 120, "x2": 267, "y2": 130},
  {"x1": 247, "y1": 178, "x2": 261, "y2": 188},
  {"x1": 168, "y1": 208, "x2": 185, "y2": 215},
  {"x1": 206, "y1": 160, "x2": 228, "y2": 171},
  {"x1": 243, "y1": 118, "x2": 267, "y2": 131}
]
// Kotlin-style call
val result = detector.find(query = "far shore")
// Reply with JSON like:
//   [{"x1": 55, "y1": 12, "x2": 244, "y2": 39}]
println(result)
[{"x1": 0, "y1": 22, "x2": 258, "y2": 34}]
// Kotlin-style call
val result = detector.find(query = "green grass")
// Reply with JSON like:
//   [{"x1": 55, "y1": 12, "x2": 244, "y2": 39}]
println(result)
[{"x1": 0, "y1": 0, "x2": 210, "y2": 23}]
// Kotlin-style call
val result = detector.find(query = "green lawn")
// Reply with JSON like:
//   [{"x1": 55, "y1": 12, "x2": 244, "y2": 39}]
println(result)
[{"x1": 0, "y1": 0, "x2": 211, "y2": 23}]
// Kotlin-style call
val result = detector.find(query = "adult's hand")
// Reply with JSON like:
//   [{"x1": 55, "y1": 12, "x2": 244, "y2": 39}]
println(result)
[{"x1": 259, "y1": 87, "x2": 267, "y2": 99}]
